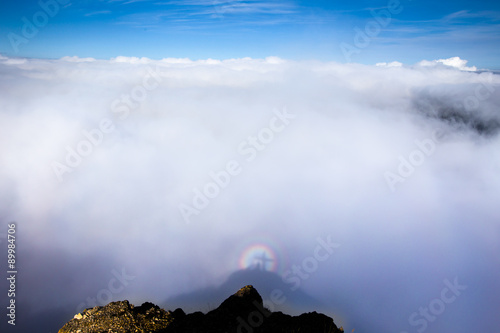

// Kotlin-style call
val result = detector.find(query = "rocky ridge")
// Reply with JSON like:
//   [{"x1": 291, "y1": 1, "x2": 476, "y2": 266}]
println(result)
[{"x1": 59, "y1": 285, "x2": 343, "y2": 333}]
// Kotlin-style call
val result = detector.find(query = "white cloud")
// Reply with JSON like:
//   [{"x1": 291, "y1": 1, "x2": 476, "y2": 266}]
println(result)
[
  {"x1": 0, "y1": 55, "x2": 499, "y2": 332},
  {"x1": 375, "y1": 61, "x2": 403, "y2": 67},
  {"x1": 61, "y1": 56, "x2": 97, "y2": 62},
  {"x1": 417, "y1": 56, "x2": 478, "y2": 71},
  {"x1": 111, "y1": 56, "x2": 152, "y2": 63}
]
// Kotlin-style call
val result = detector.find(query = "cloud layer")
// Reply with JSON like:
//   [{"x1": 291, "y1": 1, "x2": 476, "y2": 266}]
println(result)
[{"x1": 0, "y1": 55, "x2": 499, "y2": 332}]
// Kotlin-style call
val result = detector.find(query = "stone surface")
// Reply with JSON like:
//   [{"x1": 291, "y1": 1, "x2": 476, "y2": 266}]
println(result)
[
  {"x1": 59, "y1": 285, "x2": 344, "y2": 333},
  {"x1": 59, "y1": 300, "x2": 174, "y2": 333}
]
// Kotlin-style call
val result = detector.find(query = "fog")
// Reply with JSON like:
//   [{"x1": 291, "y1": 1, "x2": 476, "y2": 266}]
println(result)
[{"x1": 0, "y1": 54, "x2": 499, "y2": 332}]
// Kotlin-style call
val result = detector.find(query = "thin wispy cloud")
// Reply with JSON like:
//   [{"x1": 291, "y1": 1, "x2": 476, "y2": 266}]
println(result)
[
  {"x1": 107, "y1": 0, "x2": 155, "y2": 4},
  {"x1": 343, "y1": 9, "x2": 500, "y2": 64},
  {"x1": 443, "y1": 9, "x2": 500, "y2": 21},
  {"x1": 112, "y1": 1, "x2": 302, "y2": 31},
  {"x1": 85, "y1": 10, "x2": 112, "y2": 17},
  {"x1": 153, "y1": 0, "x2": 297, "y2": 14}
]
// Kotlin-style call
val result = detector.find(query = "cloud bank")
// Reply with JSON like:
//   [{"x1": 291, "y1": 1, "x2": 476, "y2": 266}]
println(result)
[{"x1": 0, "y1": 55, "x2": 499, "y2": 332}]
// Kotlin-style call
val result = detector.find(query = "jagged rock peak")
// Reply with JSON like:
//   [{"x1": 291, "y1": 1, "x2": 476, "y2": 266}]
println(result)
[
  {"x1": 234, "y1": 285, "x2": 261, "y2": 299},
  {"x1": 218, "y1": 285, "x2": 265, "y2": 314},
  {"x1": 59, "y1": 285, "x2": 344, "y2": 333}
]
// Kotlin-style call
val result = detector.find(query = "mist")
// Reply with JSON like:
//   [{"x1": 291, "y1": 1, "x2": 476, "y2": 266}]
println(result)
[{"x1": 0, "y1": 54, "x2": 499, "y2": 332}]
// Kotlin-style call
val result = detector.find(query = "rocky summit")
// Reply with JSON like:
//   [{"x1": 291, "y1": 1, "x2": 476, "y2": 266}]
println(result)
[{"x1": 59, "y1": 285, "x2": 344, "y2": 333}]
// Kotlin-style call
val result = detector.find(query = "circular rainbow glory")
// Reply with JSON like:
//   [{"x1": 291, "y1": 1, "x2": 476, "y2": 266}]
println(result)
[{"x1": 238, "y1": 243, "x2": 279, "y2": 272}]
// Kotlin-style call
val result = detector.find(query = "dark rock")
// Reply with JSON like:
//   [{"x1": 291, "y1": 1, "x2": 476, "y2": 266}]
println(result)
[
  {"x1": 58, "y1": 300, "x2": 174, "y2": 333},
  {"x1": 59, "y1": 285, "x2": 343, "y2": 333}
]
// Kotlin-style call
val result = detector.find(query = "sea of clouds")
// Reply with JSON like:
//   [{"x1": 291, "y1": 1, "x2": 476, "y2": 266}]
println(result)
[{"x1": 0, "y1": 54, "x2": 499, "y2": 332}]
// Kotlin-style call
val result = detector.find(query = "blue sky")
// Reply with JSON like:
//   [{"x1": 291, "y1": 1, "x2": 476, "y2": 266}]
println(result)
[{"x1": 1, "y1": 1, "x2": 500, "y2": 67}]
